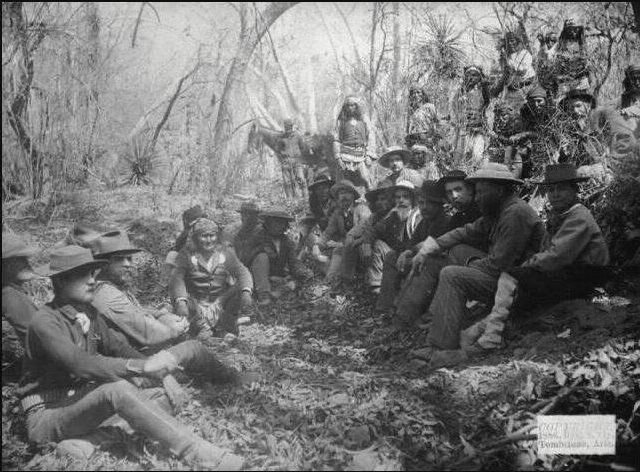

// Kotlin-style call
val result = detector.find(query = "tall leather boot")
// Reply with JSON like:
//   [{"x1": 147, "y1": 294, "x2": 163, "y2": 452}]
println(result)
[{"x1": 460, "y1": 272, "x2": 518, "y2": 351}]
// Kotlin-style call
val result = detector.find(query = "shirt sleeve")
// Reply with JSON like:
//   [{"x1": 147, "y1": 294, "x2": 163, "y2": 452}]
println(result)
[
  {"x1": 436, "y1": 217, "x2": 488, "y2": 250},
  {"x1": 93, "y1": 284, "x2": 175, "y2": 347},
  {"x1": 522, "y1": 212, "x2": 592, "y2": 272},
  {"x1": 28, "y1": 315, "x2": 141, "y2": 382}
]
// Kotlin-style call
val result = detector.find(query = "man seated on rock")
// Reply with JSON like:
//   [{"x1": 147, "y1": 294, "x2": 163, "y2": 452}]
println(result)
[
  {"x1": 320, "y1": 180, "x2": 371, "y2": 285},
  {"x1": 170, "y1": 218, "x2": 254, "y2": 340},
  {"x1": 406, "y1": 163, "x2": 545, "y2": 365},
  {"x1": 17, "y1": 245, "x2": 244, "y2": 469},
  {"x1": 377, "y1": 181, "x2": 449, "y2": 317},
  {"x1": 243, "y1": 211, "x2": 313, "y2": 305},
  {"x1": 2, "y1": 234, "x2": 40, "y2": 376},
  {"x1": 359, "y1": 181, "x2": 422, "y2": 295},
  {"x1": 378, "y1": 145, "x2": 425, "y2": 188},
  {"x1": 460, "y1": 163, "x2": 610, "y2": 354},
  {"x1": 232, "y1": 202, "x2": 262, "y2": 265},
  {"x1": 393, "y1": 170, "x2": 483, "y2": 322},
  {"x1": 91, "y1": 231, "x2": 190, "y2": 350}
]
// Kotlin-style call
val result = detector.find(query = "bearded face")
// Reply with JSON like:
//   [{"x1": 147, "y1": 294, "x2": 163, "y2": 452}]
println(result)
[{"x1": 528, "y1": 96, "x2": 547, "y2": 116}]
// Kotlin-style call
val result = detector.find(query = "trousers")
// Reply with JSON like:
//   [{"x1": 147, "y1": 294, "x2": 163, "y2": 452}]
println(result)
[
  {"x1": 427, "y1": 266, "x2": 499, "y2": 349},
  {"x1": 395, "y1": 244, "x2": 487, "y2": 322},
  {"x1": 26, "y1": 380, "x2": 195, "y2": 458},
  {"x1": 367, "y1": 240, "x2": 393, "y2": 288},
  {"x1": 186, "y1": 285, "x2": 243, "y2": 337}
]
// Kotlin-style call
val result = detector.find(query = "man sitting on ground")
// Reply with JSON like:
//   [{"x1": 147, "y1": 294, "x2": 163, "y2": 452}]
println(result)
[
  {"x1": 171, "y1": 218, "x2": 254, "y2": 340},
  {"x1": 2, "y1": 234, "x2": 40, "y2": 375},
  {"x1": 243, "y1": 211, "x2": 313, "y2": 305},
  {"x1": 91, "y1": 231, "x2": 190, "y2": 348},
  {"x1": 377, "y1": 181, "x2": 449, "y2": 317},
  {"x1": 18, "y1": 245, "x2": 244, "y2": 469},
  {"x1": 360, "y1": 181, "x2": 422, "y2": 295},
  {"x1": 321, "y1": 180, "x2": 371, "y2": 285},
  {"x1": 460, "y1": 163, "x2": 610, "y2": 354},
  {"x1": 407, "y1": 163, "x2": 545, "y2": 365},
  {"x1": 439, "y1": 170, "x2": 482, "y2": 231},
  {"x1": 232, "y1": 202, "x2": 262, "y2": 266}
]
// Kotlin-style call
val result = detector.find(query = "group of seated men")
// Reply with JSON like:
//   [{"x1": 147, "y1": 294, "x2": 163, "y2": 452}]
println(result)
[
  {"x1": 1, "y1": 155, "x2": 610, "y2": 465},
  {"x1": 288, "y1": 159, "x2": 609, "y2": 368}
]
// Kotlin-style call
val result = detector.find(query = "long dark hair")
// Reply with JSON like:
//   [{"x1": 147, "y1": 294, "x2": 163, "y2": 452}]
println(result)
[{"x1": 338, "y1": 96, "x2": 363, "y2": 121}]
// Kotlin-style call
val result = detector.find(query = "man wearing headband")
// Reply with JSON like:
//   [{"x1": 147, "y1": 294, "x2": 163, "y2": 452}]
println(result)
[
  {"x1": 451, "y1": 65, "x2": 490, "y2": 169},
  {"x1": 171, "y1": 218, "x2": 254, "y2": 343}
]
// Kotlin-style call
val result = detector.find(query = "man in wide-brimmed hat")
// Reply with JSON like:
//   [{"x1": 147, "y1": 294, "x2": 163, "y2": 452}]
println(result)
[
  {"x1": 377, "y1": 180, "x2": 449, "y2": 315},
  {"x1": 18, "y1": 244, "x2": 245, "y2": 469},
  {"x1": 243, "y1": 210, "x2": 313, "y2": 305},
  {"x1": 321, "y1": 180, "x2": 371, "y2": 284},
  {"x1": 378, "y1": 145, "x2": 424, "y2": 188},
  {"x1": 92, "y1": 231, "x2": 190, "y2": 348},
  {"x1": 2, "y1": 233, "x2": 40, "y2": 373},
  {"x1": 460, "y1": 163, "x2": 609, "y2": 356},
  {"x1": 360, "y1": 180, "x2": 422, "y2": 294},
  {"x1": 438, "y1": 170, "x2": 481, "y2": 231},
  {"x1": 397, "y1": 163, "x2": 544, "y2": 360}
]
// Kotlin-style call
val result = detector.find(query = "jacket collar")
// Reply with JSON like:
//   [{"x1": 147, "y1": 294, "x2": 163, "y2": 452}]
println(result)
[{"x1": 49, "y1": 299, "x2": 96, "y2": 322}]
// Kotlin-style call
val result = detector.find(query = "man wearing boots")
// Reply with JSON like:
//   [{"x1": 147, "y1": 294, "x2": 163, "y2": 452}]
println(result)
[
  {"x1": 460, "y1": 164, "x2": 609, "y2": 353},
  {"x1": 402, "y1": 163, "x2": 545, "y2": 358},
  {"x1": 18, "y1": 245, "x2": 244, "y2": 469}
]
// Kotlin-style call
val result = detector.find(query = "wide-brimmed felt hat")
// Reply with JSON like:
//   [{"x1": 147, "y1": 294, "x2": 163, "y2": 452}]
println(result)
[
  {"x1": 308, "y1": 174, "x2": 334, "y2": 191},
  {"x1": 91, "y1": 231, "x2": 142, "y2": 259},
  {"x1": 331, "y1": 180, "x2": 361, "y2": 200},
  {"x1": 422, "y1": 180, "x2": 446, "y2": 204},
  {"x1": 379, "y1": 145, "x2": 412, "y2": 168},
  {"x1": 365, "y1": 182, "x2": 392, "y2": 203},
  {"x1": 535, "y1": 164, "x2": 590, "y2": 185},
  {"x1": 237, "y1": 202, "x2": 260, "y2": 214},
  {"x1": 43, "y1": 245, "x2": 108, "y2": 277},
  {"x1": 389, "y1": 180, "x2": 418, "y2": 197},
  {"x1": 2, "y1": 233, "x2": 38, "y2": 259},
  {"x1": 560, "y1": 89, "x2": 596, "y2": 109},
  {"x1": 466, "y1": 163, "x2": 523, "y2": 185},
  {"x1": 438, "y1": 169, "x2": 468, "y2": 186},
  {"x1": 260, "y1": 210, "x2": 295, "y2": 221}
]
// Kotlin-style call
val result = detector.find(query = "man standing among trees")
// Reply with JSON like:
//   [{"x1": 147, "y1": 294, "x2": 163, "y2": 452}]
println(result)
[
  {"x1": 276, "y1": 118, "x2": 309, "y2": 198},
  {"x1": 333, "y1": 95, "x2": 377, "y2": 193},
  {"x1": 451, "y1": 65, "x2": 490, "y2": 169}
]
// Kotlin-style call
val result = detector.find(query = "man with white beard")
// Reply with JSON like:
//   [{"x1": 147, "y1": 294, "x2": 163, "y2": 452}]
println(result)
[{"x1": 360, "y1": 181, "x2": 422, "y2": 295}]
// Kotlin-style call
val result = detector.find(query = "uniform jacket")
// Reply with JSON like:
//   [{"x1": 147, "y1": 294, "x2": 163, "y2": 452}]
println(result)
[
  {"x1": 522, "y1": 203, "x2": 609, "y2": 272},
  {"x1": 20, "y1": 300, "x2": 145, "y2": 398}
]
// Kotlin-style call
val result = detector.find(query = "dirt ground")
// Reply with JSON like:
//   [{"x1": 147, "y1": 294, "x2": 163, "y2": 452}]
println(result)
[{"x1": 2, "y1": 185, "x2": 639, "y2": 471}]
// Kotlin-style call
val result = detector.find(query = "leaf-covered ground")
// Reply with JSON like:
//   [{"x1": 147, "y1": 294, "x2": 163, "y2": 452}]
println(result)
[{"x1": 3, "y1": 185, "x2": 639, "y2": 471}]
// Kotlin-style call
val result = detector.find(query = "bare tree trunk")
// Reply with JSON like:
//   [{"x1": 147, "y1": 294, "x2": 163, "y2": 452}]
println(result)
[
  {"x1": 333, "y1": 2, "x2": 362, "y2": 64},
  {"x1": 392, "y1": 2, "x2": 400, "y2": 90},
  {"x1": 208, "y1": 2, "x2": 298, "y2": 206},
  {"x1": 5, "y1": 2, "x2": 47, "y2": 199},
  {"x1": 83, "y1": 2, "x2": 100, "y2": 175},
  {"x1": 306, "y1": 55, "x2": 319, "y2": 133}
]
